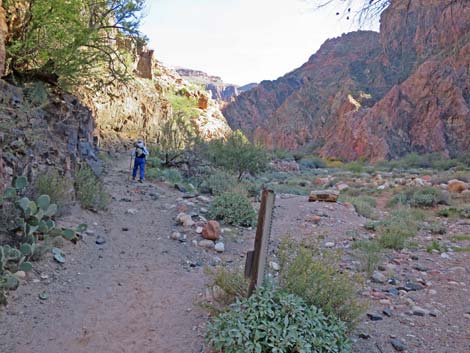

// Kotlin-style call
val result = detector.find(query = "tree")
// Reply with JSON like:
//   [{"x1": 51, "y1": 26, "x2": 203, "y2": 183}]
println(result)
[
  {"x1": 4, "y1": 0, "x2": 146, "y2": 87},
  {"x1": 155, "y1": 93, "x2": 199, "y2": 166},
  {"x1": 208, "y1": 130, "x2": 268, "y2": 181}
]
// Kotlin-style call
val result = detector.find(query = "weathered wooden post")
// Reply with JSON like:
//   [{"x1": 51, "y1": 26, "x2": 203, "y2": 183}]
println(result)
[{"x1": 245, "y1": 189, "x2": 276, "y2": 296}]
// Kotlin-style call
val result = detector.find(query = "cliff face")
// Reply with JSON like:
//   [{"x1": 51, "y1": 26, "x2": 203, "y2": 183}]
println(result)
[
  {"x1": 79, "y1": 57, "x2": 231, "y2": 148},
  {"x1": 224, "y1": 0, "x2": 470, "y2": 160},
  {"x1": 176, "y1": 68, "x2": 246, "y2": 104}
]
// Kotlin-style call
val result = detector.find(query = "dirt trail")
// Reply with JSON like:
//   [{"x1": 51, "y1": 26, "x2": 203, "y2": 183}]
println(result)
[{"x1": 0, "y1": 156, "x2": 208, "y2": 353}]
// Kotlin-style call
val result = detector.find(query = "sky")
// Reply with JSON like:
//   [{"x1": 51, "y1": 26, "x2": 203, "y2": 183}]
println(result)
[{"x1": 140, "y1": 0, "x2": 379, "y2": 85}]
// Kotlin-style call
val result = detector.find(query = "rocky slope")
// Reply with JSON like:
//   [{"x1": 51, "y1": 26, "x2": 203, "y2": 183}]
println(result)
[{"x1": 223, "y1": 0, "x2": 470, "y2": 161}]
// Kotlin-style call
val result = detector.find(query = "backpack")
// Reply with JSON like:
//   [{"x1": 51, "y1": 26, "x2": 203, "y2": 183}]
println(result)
[{"x1": 135, "y1": 147, "x2": 145, "y2": 158}]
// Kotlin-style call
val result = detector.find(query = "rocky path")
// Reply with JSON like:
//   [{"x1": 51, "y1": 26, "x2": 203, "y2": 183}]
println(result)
[{"x1": 0, "y1": 156, "x2": 208, "y2": 353}]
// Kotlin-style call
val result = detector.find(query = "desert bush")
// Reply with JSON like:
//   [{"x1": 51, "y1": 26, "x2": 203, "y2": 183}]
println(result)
[
  {"x1": 271, "y1": 149, "x2": 294, "y2": 160},
  {"x1": 74, "y1": 166, "x2": 109, "y2": 210},
  {"x1": 278, "y1": 239, "x2": 365, "y2": 327},
  {"x1": 207, "y1": 130, "x2": 269, "y2": 180},
  {"x1": 201, "y1": 170, "x2": 238, "y2": 196},
  {"x1": 298, "y1": 156, "x2": 327, "y2": 169},
  {"x1": 389, "y1": 187, "x2": 447, "y2": 208},
  {"x1": 206, "y1": 287, "x2": 351, "y2": 353},
  {"x1": 208, "y1": 192, "x2": 257, "y2": 227},
  {"x1": 436, "y1": 207, "x2": 460, "y2": 218},
  {"x1": 426, "y1": 240, "x2": 445, "y2": 253},
  {"x1": 343, "y1": 161, "x2": 364, "y2": 173},
  {"x1": 340, "y1": 195, "x2": 378, "y2": 219},
  {"x1": 35, "y1": 170, "x2": 71, "y2": 211},
  {"x1": 352, "y1": 240, "x2": 383, "y2": 274},
  {"x1": 205, "y1": 266, "x2": 248, "y2": 306},
  {"x1": 377, "y1": 209, "x2": 424, "y2": 249}
]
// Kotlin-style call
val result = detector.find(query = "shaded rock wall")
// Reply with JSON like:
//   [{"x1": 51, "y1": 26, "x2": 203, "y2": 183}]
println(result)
[{"x1": 0, "y1": 80, "x2": 101, "y2": 191}]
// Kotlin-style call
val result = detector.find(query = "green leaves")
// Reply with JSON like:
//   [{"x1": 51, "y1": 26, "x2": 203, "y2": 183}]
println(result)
[
  {"x1": 208, "y1": 192, "x2": 257, "y2": 227},
  {"x1": 206, "y1": 287, "x2": 351, "y2": 353},
  {"x1": 5, "y1": 0, "x2": 146, "y2": 87},
  {"x1": 37, "y1": 195, "x2": 51, "y2": 210},
  {"x1": 19, "y1": 262, "x2": 33, "y2": 272},
  {"x1": 15, "y1": 176, "x2": 28, "y2": 191}
]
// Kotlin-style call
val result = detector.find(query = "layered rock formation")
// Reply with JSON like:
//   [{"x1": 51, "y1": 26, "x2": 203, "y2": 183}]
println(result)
[
  {"x1": 176, "y1": 68, "x2": 254, "y2": 104},
  {"x1": 224, "y1": 0, "x2": 470, "y2": 161}
]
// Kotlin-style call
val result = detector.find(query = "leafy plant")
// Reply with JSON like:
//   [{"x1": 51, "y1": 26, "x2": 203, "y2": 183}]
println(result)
[
  {"x1": 35, "y1": 170, "x2": 71, "y2": 211},
  {"x1": 208, "y1": 130, "x2": 268, "y2": 181},
  {"x1": 278, "y1": 238, "x2": 365, "y2": 327},
  {"x1": 208, "y1": 192, "x2": 257, "y2": 227},
  {"x1": 340, "y1": 195, "x2": 378, "y2": 219},
  {"x1": 5, "y1": 0, "x2": 146, "y2": 87},
  {"x1": 205, "y1": 266, "x2": 248, "y2": 307},
  {"x1": 201, "y1": 170, "x2": 238, "y2": 196},
  {"x1": 0, "y1": 176, "x2": 86, "y2": 305},
  {"x1": 377, "y1": 209, "x2": 423, "y2": 249},
  {"x1": 426, "y1": 240, "x2": 445, "y2": 253},
  {"x1": 352, "y1": 240, "x2": 383, "y2": 274},
  {"x1": 206, "y1": 287, "x2": 351, "y2": 353},
  {"x1": 75, "y1": 166, "x2": 109, "y2": 210}
]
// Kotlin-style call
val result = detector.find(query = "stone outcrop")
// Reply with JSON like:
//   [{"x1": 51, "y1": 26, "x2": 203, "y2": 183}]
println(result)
[
  {"x1": 0, "y1": 80, "x2": 101, "y2": 191},
  {"x1": 0, "y1": 1, "x2": 7, "y2": 76},
  {"x1": 223, "y1": 0, "x2": 470, "y2": 160},
  {"x1": 176, "y1": 68, "x2": 254, "y2": 104}
]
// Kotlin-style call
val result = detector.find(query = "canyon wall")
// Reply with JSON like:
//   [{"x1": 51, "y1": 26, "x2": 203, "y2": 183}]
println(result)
[{"x1": 223, "y1": 0, "x2": 470, "y2": 160}]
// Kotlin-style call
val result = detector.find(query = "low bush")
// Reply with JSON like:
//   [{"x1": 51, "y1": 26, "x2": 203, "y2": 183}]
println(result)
[
  {"x1": 205, "y1": 266, "x2": 248, "y2": 306},
  {"x1": 35, "y1": 170, "x2": 71, "y2": 211},
  {"x1": 352, "y1": 240, "x2": 383, "y2": 274},
  {"x1": 206, "y1": 287, "x2": 351, "y2": 353},
  {"x1": 426, "y1": 240, "x2": 445, "y2": 253},
  {"x1": 340, "y1": 195, "x2": 378, "y2": 219},
  {"x1": 377, "y1": 209, "x2": 424, "y2": 250},
  {"x1": 201, "y1": 170, "x2": 238, "y2": 196},
  {"x1": 389, "y1": 187, "x2": 447, "y2": 208},
  {"x1": 343, "y1": 161, "x2": 364, "y2": 173},
  {"x1": 74, "y1": 166, "x2": 109, "y2": 210},
  {"x1": 460, "y1": 206, "x2": 470, "y2": 218},
  {"x1": 279, "y1": 239, "x2": 365, "y2": 327},
  {"x1": 208, "y1": 192, "x2": 257, "y2": 227},
  {"x1": 298, "y1": 156, "x2": 327, "y2": 169}
]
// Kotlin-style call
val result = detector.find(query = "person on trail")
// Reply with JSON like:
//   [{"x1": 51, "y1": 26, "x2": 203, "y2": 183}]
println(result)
[{"x1": 132, "y1": 139, "x2": 149, "y2": 182}]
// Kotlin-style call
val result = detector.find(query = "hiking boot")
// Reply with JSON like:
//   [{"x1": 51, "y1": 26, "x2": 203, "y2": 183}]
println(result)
[
  {"x1": 132, "y1": 176, "x2": 136, "y2": 181},
  {"x1": 138, "y1": 179, "x2": 144, "y2": 183}
]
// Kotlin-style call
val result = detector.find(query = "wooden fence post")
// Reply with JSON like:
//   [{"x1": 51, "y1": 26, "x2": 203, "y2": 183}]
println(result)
[{"x1": 246, "y1": 189, "x2": 276, "y2": 296}]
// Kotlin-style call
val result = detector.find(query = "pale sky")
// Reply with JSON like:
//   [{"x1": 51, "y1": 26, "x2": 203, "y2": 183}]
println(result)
[{"x1": 141, "y1": 0, "x2": 379, "y2": 85}]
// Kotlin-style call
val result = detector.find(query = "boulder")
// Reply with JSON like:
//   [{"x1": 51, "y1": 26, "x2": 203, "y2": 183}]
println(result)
[
  {"x1": 176, "y1": 213, "x2": 195, "y2": 228},
  {"x1": 198, "y1": 239, "x2": 215, "y2": 249},
  {"x1": 309, "y1": 190, "x2": 339, "y2": 202},
  {"x1": 448, "y1": 179, "x2": 467, "y2": 193},
  {"x1": 202, "y1": 220, "x2": 221, "y2": 241}
]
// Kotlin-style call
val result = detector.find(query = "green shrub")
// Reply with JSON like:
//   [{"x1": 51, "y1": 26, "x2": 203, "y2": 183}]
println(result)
[
  {"x1": 202, "y1": 170, "x2": 238, "y2": 196},
  {"x1": 205, "y1": 266, "x2": 248, "y2": 306},
  {"x1": 340, "y1": 195, "x2": 378, "y2": 219},
  {"x1": 426, "y1": 240, "x2": 445, "y2": 253},
  {"x1": 35, "y1": 170, "x2": 71, "y2": 210},
  {"x1": 352, "y1": 240, "x2": 383, "y2": 274},
  {"x1": 298, "y1": 156, "x2": 327, "y2": 169},
  {"x1": 389, "y1": 187, "x2": 447, "y2": 208},
  {"x1": 208, "y1": 192, "x2": 257, "y2": 227},
  {"x1": 436, "y1": 207, "x2": 459, "y2": 218},
  {"x1": 377, "y1": 209, "x2": 423, "y2": 250},
  {"x1": 343, "y1": 161, "x2": 364, "y2": 173},
  {"x1": 279, "y1": 239, "x2": 365, "y2": 327},
  {"x1": 74, "y1": 166, "x2": 109, "y2": 210},
  {"x1": 206, "y1": 287, "x2": 351, "y2": 353},
  {"x1": 207, "y1": 130, "x2": 269, "y2": 180}
]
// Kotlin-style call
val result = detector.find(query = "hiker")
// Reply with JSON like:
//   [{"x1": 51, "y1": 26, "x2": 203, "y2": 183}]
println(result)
[{"x1": 132, "y1": 139, "x2": 149, "y2": 182}]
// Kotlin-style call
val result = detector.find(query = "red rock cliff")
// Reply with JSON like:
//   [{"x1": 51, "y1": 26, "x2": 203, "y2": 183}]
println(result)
[{"x1": 223, "y1": 0, "x2": 470, "y2": 160}]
